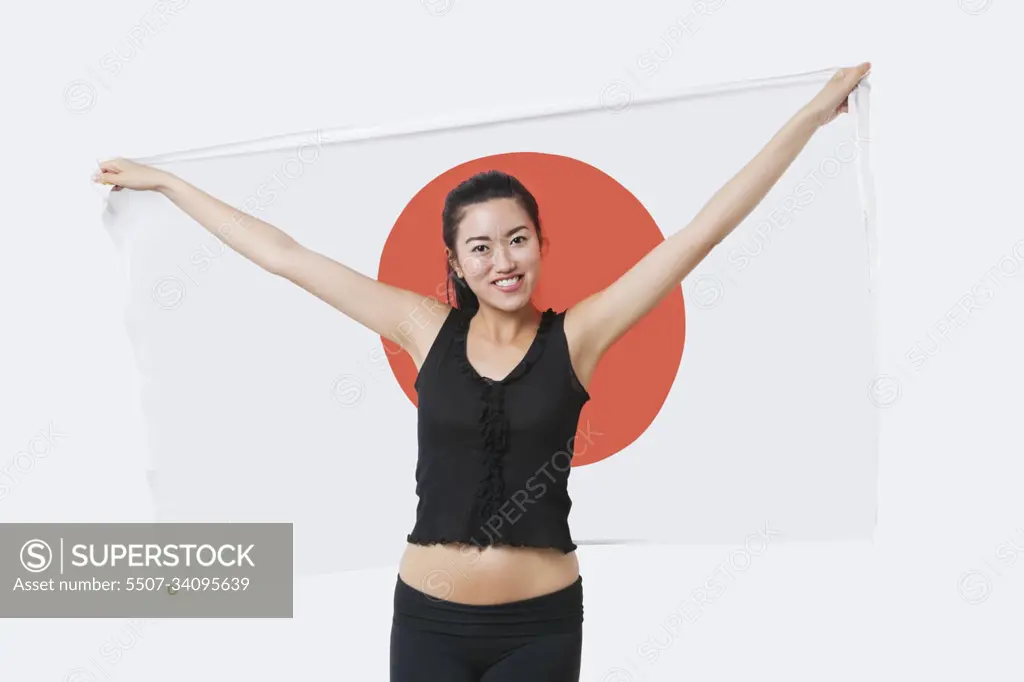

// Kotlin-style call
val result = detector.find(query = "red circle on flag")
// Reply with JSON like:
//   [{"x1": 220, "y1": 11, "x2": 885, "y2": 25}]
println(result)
[{"x1": 377, "y1": 152, "x2": 686, "y2": 466}]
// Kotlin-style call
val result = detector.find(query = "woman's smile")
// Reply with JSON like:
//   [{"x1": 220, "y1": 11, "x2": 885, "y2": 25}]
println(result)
[{"x1": 492, "y1": 274, "x2": 524, "y2": 292}]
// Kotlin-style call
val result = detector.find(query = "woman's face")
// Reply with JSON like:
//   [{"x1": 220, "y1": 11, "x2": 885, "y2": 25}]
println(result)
[{"x1": 450, "y1": 197, "x2": 542, "y2": 313}]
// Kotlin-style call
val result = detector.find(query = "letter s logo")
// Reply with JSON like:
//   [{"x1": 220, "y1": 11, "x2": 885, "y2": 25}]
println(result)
[{"x1": 21, "y1": 539, "x2": 52, "y2": 573}]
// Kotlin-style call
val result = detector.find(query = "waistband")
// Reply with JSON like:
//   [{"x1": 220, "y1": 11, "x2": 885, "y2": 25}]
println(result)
[{"x1": 393, "y1": 574, "x2": 583, "y2": 637}]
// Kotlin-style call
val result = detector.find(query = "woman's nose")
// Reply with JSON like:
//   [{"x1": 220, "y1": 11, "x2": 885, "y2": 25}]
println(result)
[{"x1": 493, "y1": 246, "x2": 514, "y2": 271}]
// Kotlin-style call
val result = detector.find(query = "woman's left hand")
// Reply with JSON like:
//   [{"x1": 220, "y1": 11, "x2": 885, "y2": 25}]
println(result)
[{"x1": 805, "y1": 62, "x2": 871, "y2": 128}]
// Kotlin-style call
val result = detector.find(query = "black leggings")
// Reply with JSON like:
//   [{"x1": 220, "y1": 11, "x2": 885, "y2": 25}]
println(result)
[{"x1": 390, "y1": 574, "x2": 583, "y2": 681}]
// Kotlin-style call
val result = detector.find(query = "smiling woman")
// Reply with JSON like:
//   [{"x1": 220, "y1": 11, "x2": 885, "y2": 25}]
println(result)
[{"x1": 374, "y1": 162, "x2": 679, "y2": 671}]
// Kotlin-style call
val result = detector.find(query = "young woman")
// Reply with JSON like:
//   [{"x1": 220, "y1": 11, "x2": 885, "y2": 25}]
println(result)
[{"x1": 93, "y1": 62, "x2": 869, "y2": 681}]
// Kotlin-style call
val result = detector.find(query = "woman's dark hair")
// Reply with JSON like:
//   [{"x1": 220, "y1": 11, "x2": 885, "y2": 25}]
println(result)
[{"x1": 442, "y1": 170, "x2": 542, "y2": 313}]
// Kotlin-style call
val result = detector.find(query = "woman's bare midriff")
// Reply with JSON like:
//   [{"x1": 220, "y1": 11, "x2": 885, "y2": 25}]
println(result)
[{"x1": 399, "y1": 542, "x2": 580, "y2": 605}]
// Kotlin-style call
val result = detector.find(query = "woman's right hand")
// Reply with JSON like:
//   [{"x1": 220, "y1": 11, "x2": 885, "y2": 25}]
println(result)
[
  {"x1": 91, "y1": 157, "x2": 172, "y2": 192},
  {"x1": 803, "y1": 62, "x2": 871, "y2": 128}
]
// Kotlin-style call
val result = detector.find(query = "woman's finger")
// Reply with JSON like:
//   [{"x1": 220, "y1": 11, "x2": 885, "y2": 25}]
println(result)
[
  {"x1": 834, "y1": 63, "x2": 870, "y2": 91},
  {"x1": 847, "y1": 62, "x2": 871, "y2": 87}
]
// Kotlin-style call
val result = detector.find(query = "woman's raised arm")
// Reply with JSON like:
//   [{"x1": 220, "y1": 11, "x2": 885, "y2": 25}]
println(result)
[
  {"x1": 562, "y1": 63, "x2": 871, "y2": 386},
  {"x1": 269, "y1": 237, "x2": 450, "y2": 364},
  {"x1": 93, "y1": 160, "x2": 450, "y2": 365}
]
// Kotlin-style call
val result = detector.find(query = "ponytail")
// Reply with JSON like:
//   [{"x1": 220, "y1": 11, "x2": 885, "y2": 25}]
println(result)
[{"x1": 445, "y1": 258, "x2": 480, "y2": 314}]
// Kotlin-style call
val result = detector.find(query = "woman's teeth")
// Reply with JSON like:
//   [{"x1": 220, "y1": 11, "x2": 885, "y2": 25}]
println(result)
[{"x1": 493, "y1": 275, "x2": 522, "y2": 287}]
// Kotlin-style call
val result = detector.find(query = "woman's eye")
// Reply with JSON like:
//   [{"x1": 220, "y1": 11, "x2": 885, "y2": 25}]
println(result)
[
  {"x1": 511, "y1": 236, "x2": 526, "y2": 245},
  {"x1": 472, "y1": 245, "x2": 488, "y2": 253}
]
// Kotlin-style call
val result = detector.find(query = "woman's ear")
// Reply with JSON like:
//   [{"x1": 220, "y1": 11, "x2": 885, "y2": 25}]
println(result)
[
  {"x1": 446, "y1": 249, "x2": 464, "y2": 279},
  {"x1": 539, "y1": 234, "x2": 550, "y2": 257}
]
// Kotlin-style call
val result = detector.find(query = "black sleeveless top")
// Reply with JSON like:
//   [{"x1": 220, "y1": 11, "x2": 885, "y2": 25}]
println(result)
[{"x1": 407, "y1": 306, "x2": 590, "y2": 552}]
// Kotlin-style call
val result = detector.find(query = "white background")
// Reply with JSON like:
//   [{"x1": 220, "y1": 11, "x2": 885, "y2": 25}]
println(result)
[{"x1": 1, "y1": 0, "x2": 1022, "y2": 680}]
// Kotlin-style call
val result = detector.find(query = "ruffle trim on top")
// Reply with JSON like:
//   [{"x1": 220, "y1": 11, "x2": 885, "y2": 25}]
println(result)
[
  {"x1": 405, "y1": 534, "x2": 578, "y2": 553},
  {"x1": 452, "y1": 307, "x2": 556, "y2": 526}
]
